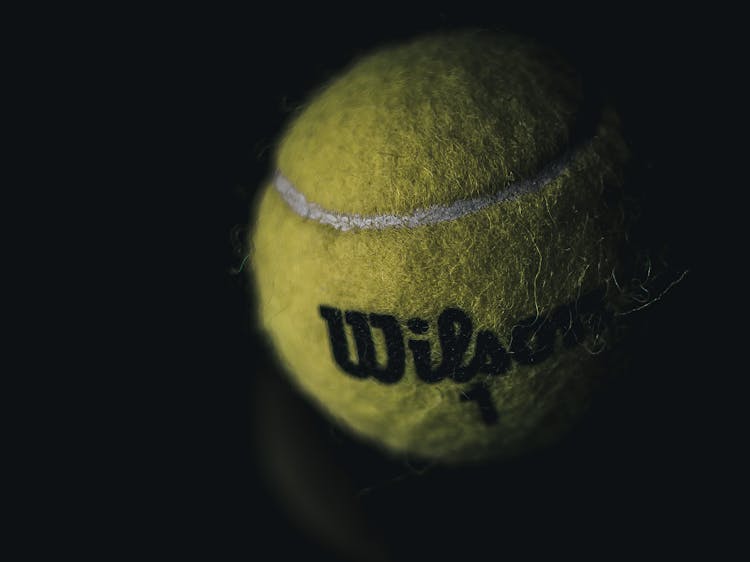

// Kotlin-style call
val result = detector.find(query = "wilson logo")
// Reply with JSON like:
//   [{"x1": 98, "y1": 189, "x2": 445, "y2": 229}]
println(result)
[{"x1": 319, "y1": 289, "x2": 609, "y2": 386}]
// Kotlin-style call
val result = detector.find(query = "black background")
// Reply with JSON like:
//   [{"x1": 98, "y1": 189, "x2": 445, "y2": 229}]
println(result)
[{"x1": 62, "y1": 7, "x2": 725, "y2": 560}]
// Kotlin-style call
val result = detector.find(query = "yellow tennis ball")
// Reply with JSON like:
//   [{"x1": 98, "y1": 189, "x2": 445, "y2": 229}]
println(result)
[{"x1": 250, "y1": 30, "x2": 629, "y2": 463}]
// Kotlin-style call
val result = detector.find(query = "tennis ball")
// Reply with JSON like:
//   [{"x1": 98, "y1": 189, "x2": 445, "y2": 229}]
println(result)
[{"x1": 250, "y1": 30, "x2": 629, "y2": 463}]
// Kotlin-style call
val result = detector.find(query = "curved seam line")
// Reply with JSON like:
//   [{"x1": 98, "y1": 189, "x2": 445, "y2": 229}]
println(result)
[{"x1": 273, "y1": 151, "x2": 573, "y2": 231}]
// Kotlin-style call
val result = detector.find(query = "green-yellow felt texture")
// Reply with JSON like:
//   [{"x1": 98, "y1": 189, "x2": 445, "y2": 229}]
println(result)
[{"x1": 251, "y1": 30, "x2": 629, "y2": 463}]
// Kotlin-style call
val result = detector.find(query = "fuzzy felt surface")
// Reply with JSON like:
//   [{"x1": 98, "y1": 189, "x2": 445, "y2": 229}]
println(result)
[
  {"x1": 277, "y1": 30, "x2": 582, "y2": 216},
  {"x1": 251, "y1": 31, "x2": 629, "y2": 463}
]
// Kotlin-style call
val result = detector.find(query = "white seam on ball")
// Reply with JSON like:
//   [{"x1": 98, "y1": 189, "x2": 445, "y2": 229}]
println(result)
[{"x1": 273, "y1": 152, "x2": 572, "y2": 231}]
